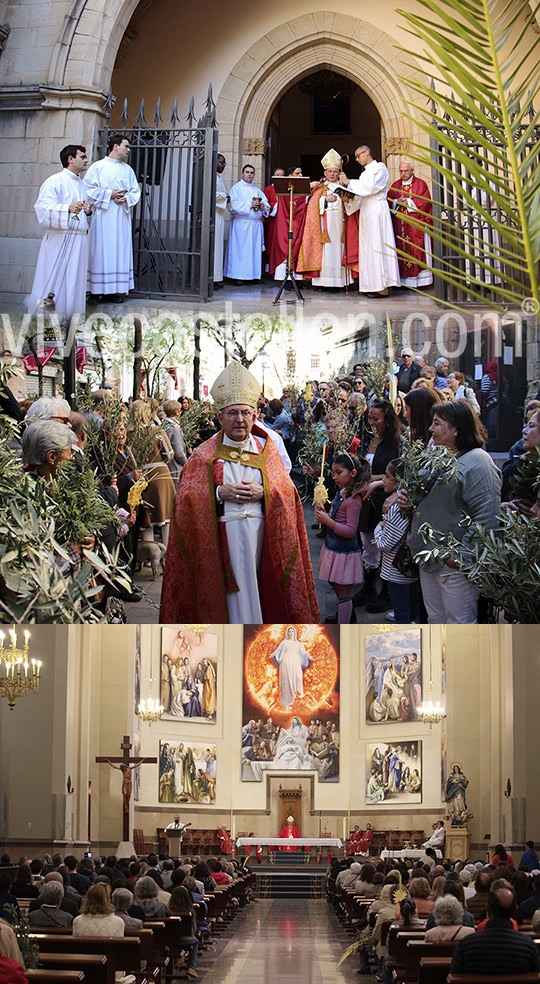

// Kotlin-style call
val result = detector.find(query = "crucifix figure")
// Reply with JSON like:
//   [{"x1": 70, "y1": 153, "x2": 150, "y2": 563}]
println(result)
[{"x1": 96, "y1": 735, "x2": 157, "y2": 842}]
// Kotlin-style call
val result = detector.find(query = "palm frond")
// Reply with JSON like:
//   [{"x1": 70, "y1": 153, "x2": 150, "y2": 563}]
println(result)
[{"x1": 397, "y1": 0, "x2": 540, "y2": 307}]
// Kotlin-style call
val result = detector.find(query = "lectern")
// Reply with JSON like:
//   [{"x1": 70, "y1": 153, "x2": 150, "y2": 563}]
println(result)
[{"x1": 271, "y1": 175, "x2": 311, "y2": 305}]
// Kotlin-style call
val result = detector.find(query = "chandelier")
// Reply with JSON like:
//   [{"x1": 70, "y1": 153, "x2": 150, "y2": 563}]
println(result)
[
  {"x1": 417, "y1": 627, "x2": 446, "y2": 725},
  {"x1": 0, "y1": 628, "x2": 42, "y2": 710},
  {"x1": 137, "y1": 639, "x2": 163, "y2": 724}
]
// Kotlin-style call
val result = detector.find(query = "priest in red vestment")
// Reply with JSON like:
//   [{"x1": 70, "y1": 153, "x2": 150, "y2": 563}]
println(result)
[
  {"x1": 297, "y1": 148, "x2": 358, "y2": 286},
  {"x1": 263, "y1": 168, "x2": 284, "y2": 272},
  {"x1": 268, "y1": 166, "x2": 308, "y2": 280},
  {"x1": 387, "y1": 160, "x2": 433, "y2": 288},
  {"x1": 159, "y1": 362, "x2": 319, "y2": 624},
  {"x1": 217, "y1": 826, "x2": 233, "y2": 855},
  {"x1": 279, "y1": 815, "x2": 302, "y2": 852}
]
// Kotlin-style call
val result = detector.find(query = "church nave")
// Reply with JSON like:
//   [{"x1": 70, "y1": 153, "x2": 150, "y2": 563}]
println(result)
[{"x1": 195, "y1": 898, "x2": 360, "y2": 984}]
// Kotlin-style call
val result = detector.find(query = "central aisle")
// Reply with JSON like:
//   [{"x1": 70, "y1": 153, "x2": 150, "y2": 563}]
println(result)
[{"x1": 198, "y1": 899, "x2": 370, "y2": 984}]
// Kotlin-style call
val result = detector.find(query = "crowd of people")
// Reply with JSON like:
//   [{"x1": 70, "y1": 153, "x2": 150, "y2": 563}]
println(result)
[
  {"x1": 0, "y1": 848, "x2": 253, "y2": 981},
  {"x1": 2, "y1": 344, "x2": 539, "y2": 623},
  {"x1": 217, "y1": 147, "x2": 432, "y2": 295},
  {"x1": 26, "y1": 137, "x2": 437, "y2": 319},
  {"x1": 329, "y1": 838, "x2": 540, "y2": 979}
]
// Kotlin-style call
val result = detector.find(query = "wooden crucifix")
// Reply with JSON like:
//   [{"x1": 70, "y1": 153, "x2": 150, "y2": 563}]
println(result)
[{"x1": 96, "y1": 735, "x2": 157, "y2": 842}]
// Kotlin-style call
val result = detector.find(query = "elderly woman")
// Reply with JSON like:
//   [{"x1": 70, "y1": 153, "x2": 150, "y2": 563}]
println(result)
[
  {"x1": 402, "y1": 399, "x2": 501, "y2": 623},
  {"x1": 134, "y1": 875, "x2": 170, "y2": 918},
  {"x1": 111, "y1": 887, "x2": 143, "y2": 929},
  {"x1": 22, "y1": 420, "x2": 76, "y2": 480},
  {"x1": 25, "y1": 396, "x2": 72, "y2": 426},
  {"x1": 425, "y1": 895, "x2": 476, "y2": 941},
  {"x1": 447, "y1": 371, "x2": 481, "y2": 413},
  {"x1": 169, "y1": 885, "x2": 200, "y2": 979},
  {"x1": 27, "y1": 881, "x2": 73, "y2": 927}
]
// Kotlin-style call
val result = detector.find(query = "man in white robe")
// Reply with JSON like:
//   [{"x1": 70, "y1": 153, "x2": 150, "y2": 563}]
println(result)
[
  {"x1": 224, "y1": 164, "x2": 269, "y2": 283},
  {"x1": 339, "y1": 145, "x2": 400, "y2": 296},
  {"x1": 214, "y1": 154, "x2": 228, "y2": 289},
  {"x1": 26, "y1": 144, "x2": 91, "y2": 320},
  {"x1": 85, "y1": 134, "x2": 141, "y2": 302}
]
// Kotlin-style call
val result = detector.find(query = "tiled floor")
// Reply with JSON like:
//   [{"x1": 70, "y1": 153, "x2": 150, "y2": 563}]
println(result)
[{"x1": 196, "y1": 899, "x2": 372, "y2": 984}]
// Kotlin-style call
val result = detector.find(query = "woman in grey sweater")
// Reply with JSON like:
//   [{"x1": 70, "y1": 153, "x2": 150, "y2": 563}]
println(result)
[{"x1": 401, "y1": 400, "x2": 501, "y2": 623}]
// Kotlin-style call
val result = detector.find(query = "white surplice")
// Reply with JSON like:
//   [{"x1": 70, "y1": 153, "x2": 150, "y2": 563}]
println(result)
[
  {"x1": 214, "y1": 173, "x2": 228, "y2": 283},
  {"x1": 219, "y1": 432, "x2": 266, "y2": 623},
  {"x1": 312, "y1": 182, "x2": 351, "y2": 287},
  {"x1": 26, "y1": 169, "x2": 90, "y2": 319},
  {"x1": 224, "y1": 180, "x2": 269, "y2": 280},
  {"x1": 84, "y1": 157, "x2": 141, "y2": 294},
  {"x1": 346, "y1": 161, "x2": 400, "y2": 292}
]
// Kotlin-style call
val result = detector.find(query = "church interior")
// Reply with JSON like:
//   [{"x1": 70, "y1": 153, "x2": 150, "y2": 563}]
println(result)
[{"x1": 1, "y1": 623, "x2": 538, "y2": 859}]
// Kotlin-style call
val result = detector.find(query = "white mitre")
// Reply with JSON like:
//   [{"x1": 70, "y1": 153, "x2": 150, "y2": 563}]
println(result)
[
  {"x1": 321, "y1": 148, "x2": 342, "y2": 170},
  {"x1": 211, "y1": 361, "x2": 261, "y2": 411}
]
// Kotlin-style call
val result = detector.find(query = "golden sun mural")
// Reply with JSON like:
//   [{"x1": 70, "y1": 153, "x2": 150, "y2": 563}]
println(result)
[{"x1": 244, "y1": 624, "x2": 339, "y2": 724}]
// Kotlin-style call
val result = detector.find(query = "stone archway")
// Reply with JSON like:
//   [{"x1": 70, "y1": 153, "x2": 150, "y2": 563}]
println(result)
[{"x1": 216, "y1": 12, "x2": 425, "y2": 185}]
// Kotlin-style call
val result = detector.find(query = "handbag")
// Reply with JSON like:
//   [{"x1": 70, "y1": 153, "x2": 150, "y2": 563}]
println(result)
[{"x1": 392, "y1": 535, "x2": 418, "y2": 579}]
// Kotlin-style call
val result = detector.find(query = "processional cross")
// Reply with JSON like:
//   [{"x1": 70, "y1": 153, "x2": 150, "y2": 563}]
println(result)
[{"x1": 96, "y1": 735, "x2": 157, "y2": 842}]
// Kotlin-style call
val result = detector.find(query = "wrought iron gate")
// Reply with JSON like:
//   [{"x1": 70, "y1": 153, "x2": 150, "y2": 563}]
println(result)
[
  {"x1": 429, "y1": 104, "x2": 540, "y2": 305},
  {"x1": 102, "y1": 88, "x2": 218, "y2": 300}
]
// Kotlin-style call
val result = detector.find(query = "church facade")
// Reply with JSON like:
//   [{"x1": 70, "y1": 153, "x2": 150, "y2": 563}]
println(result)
[
  {"x1": 0, "y1": 624, "x2": 538, "y2": 859},
  {"x1": 1, "y1": 0, "x2": 538, "y2": 300}
]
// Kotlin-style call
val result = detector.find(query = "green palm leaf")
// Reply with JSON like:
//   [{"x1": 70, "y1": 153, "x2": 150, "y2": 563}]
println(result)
[{"x1": 397, "y1": 0, "x2": 540, "y2": 309}]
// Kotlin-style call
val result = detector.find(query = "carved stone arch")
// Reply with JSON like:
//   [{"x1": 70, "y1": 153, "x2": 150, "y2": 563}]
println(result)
[
  {"x1": 49, "y1": 0, "x2": 142, "y2": 91},
  {"x1": 216, "y1": 12, "x2": 426, "y2": 183}
]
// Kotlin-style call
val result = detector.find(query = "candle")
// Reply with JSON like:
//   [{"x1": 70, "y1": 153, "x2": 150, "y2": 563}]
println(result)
[
  {"x1": 320, "y1": 441, "x2": 327, "y2": 479},
  {"x1": 342, "y1": 816, "x2": 347, "y2": 841}
]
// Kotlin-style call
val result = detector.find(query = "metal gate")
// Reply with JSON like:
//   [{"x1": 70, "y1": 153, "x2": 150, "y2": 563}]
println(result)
[
  {"x1": 429, "y1": 104, "x2": 540, "y2": 305},
  {"x1": 102, "y1": 88, "x2": 218, "y2": 300}
]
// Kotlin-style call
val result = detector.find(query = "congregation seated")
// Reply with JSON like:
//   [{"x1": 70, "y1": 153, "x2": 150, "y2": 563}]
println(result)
[
  {"x1": 0, "y1": 872, "x2": 20, "y2": 924},
  {"x1": 133, "y1": 875, "x2": 170, "y2": 919},
  {"x1": 519, "y1": 874, "x2": 540, "y2": 921},
  {"x1": 449, "y1": 886, "x2": 540, "y2": 975},
  {"x1": 381, "y1": 898, "x2": 425, "y2": 984},
  {"x1": 0, "y1": 917, "x2": 24, "y2": 966},
  {"x1": 64, "y1": 854, "x2": 92, "y2": 895},
  {"x1": 144, "y1": 867, "x2": 172, "y2": 906},
  {"x1": 425, "y1": 879, "x2": 475, "y2": 929},
  {"x1": 169, "y1": 884, "x2": 200, "y2": 980},
  {"x1": 73, "y1": 883, "x2": 135, "y2": 984},
  {"x1": 409, "y1": 876, "x2": 435, "y2": 917},
  {"x1": 10, "y1": 864, "x2": 39, "y2": 900},
  {"x1": 193, "y1": 861, "x2": 216, "y2": 893},
  {"x1": 425, "y1": 895, "x2": 476, "y2": 942},
  {"x1": 207, "y1": 860, "x2": 231, "y2": 885},
  {"x1": 28, "y1": 871, "x2": 80, "y2": 918},
  {"x1": 112, "y1": 887, "x2": 143, "y2": 929},
  {"x1": 466, "y1": 870, "x2": 492, "y2": 921},
  {"x1": 27, "y1": 880, "x2": 73, "y2": 927}
]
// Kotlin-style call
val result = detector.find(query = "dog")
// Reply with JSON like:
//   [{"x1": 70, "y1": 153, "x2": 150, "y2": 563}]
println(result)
[{"x1": 135, "y1": 528, "x2": 167, "y2": 580}]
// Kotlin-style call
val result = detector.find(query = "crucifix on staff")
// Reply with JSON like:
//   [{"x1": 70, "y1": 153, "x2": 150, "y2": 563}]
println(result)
[{"x1": 96, "y1": 735, "x2": 157, "y2": 842}]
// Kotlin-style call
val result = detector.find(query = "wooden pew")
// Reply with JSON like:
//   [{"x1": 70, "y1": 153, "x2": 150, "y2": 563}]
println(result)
[
  {"x1": 27, "y1": 972, "x2": 86, "y2": 984},
  {"x1": 447, "y1": 976, "x2": 540, "y2": 984},
  {"x1": 399, "y1": 940, "x2": 458, "y2": 984},
  {"x1": 36, "y1": 952, "x2": 107, "y2": 984},
  {"x1": 31, "y1": 934, "x2": 143, "y2": 984},
  {"x1": 417, "y1": 956, "x2": 452, "y2": 984}
]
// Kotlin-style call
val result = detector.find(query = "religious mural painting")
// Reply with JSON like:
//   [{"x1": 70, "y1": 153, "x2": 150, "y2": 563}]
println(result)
[
  {"x1": 241, "y1": 624, "x2": 340, "y2": 783},
  {"x1": 365, "y1": 741, "x2": 422, "y2": 805},
  {"x1": 159, "y1": 741, "x2": 217, "y2": 804},
  {"x1": 365, "y1": 628, "x2": 422, "y2": 724},
  {"x1": 160, "y1": 627, "x2": 218, "y2": 723}
]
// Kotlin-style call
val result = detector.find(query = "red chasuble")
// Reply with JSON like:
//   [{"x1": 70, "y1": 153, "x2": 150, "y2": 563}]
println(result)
[
  {"x1": 263, "y1": 184, "x2": 278, "y2": 267},
  {"x1": 278, "y1": 824, "x2": 301, "y2": 851},
  {"x1": 159, "y1": 424, "x2": 320, "y2": 623},
  {"x1": 296, "y1": 183, "x2": 358, "y2": 279},
  {"x1": 217, "y1": 826, "x2": 233, "y2": 855},
  {"x1": 387, "y1": 176, "x2": 433, "y2": 278},
  {"x1": 268, "y1": 194, "x2": 308, "y2": 275}
]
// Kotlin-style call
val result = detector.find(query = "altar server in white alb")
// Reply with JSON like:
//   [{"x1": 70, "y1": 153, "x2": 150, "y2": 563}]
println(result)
[
  {"x1": 224, "y1": 164, "x2": 270, "y2": 283},
  {"x1": 214, "y1": 153, "x2": 229, "y2": 289},
  {"x1": 339, "y1": 145, "x2": 400, "y2": 297},
  {"x1": 85, "y1": 134, "x2": 141, "y2": 302},
  {"x1": 26, "y1": 144, "x2": 92, "y2": 320}
]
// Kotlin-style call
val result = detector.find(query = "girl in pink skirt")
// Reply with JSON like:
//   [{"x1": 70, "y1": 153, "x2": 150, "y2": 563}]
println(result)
[{"x1": 315, "y1": 451, "x2": 370, "y2": 623}]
